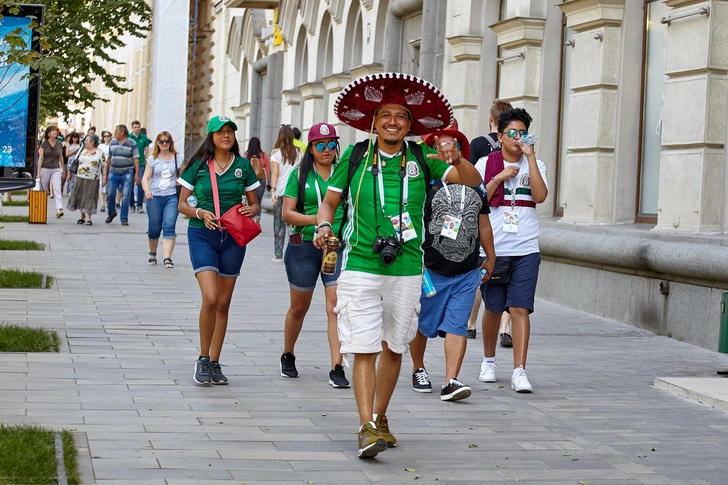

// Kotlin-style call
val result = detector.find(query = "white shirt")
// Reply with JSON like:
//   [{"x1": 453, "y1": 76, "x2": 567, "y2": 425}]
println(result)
[
  {"x1": 271, "y1": 148, "x2": 302, "y2": 194},
  {"x1": 475, "y1": 154, "x2": 548, "y2": 256}
]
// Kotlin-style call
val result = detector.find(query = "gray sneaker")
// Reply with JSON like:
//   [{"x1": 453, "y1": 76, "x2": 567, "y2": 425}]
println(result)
[
  {"x1": 194, "y1": 357, "x2": 212, "y2": 384},
  {"x1": 210, "y1": 361, "x2": 228, "y2": 385}
]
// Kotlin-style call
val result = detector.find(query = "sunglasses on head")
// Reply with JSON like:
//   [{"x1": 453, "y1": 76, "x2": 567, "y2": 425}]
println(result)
[
  {"x1": 439, "y1": 141, "x2": 461, "y2": 150},
  {"x1": 504, "y1": 129, "x2": 528, "y2": 139},
  {"x1": 158, "y1": 139, "x2": 171, "y2": 144},
  {"x1": 314, "y1": 141, "x2": 338, "y2": 152}
]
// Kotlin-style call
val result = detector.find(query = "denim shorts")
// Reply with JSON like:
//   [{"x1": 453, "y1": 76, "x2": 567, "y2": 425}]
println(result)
[
  {"x1": 418, "y1": 268, "x2": 481, "y2": 338},
  {"x1": 284, "y1": 240, "x2": 341, "y2": 291},
  {"x1": 187, "y1": 226, "x2": 246, "y2": 278},
  {"x1": 481, "y1": 252, "x2": 541, "y2": 314}
]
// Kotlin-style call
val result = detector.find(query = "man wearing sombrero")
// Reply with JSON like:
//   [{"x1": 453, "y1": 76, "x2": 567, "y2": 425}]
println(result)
[{"x1": 313, "y1": 73, "x2": 482, "y2": 458}]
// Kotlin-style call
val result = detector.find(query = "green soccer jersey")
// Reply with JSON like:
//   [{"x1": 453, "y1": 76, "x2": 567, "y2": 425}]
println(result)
[
  {"x1": 178, "y1": 156, "x2": 260, "y2": 229},
  {"x1": 328, "y1": 141, "x2": 451, "y2": 276},
  {"x1": 283, "y1": 166, "x2": 344, "y2": 241},
  {"x1": 128, "y1": 133, "x2": 151, "y2": 165}
]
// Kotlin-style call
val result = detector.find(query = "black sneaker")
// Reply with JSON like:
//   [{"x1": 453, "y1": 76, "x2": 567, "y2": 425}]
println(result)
[
  {"x1": 329, "y1": 364, "x2": 350, "y2": 388},
  {"x1": 467, "y1": 329, "x2": 477, "y2": 339},
  {"x1": 500, "y1": 333, "x2": 513, "y2": 348},
  {"x1": 440, "y1": 378, "x2": 472, "y2": 401},
  {"x1": 412, "y1": 368, "x2": 432, "y2": 393},
  {"x1": 194, "y1": 357, "x2": 212, "y2": 385},
  {"x1": 280, "y1": 352, "x2": 298, "y2": 378},
  {"x1": 210, "y1": 361, "x2": 228, "y2": 385}
]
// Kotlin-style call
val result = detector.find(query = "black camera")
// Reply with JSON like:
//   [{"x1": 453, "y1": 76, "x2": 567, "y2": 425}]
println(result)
[{"x1": 372, "y1": 235, "x2": 400, "y2": 265}]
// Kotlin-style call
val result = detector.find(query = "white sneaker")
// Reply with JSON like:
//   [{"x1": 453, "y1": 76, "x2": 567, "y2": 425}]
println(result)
[
  {"x1": 511, "y1": 366, "x2": 532, "y2": 393},
  {"x1": 479, "y1": 361, "x2": 497, "y2": 382}
]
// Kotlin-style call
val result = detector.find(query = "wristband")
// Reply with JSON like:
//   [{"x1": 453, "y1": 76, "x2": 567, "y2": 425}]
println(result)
[
  {"x1": 491, "y1": 177, "x2": 500, "y2": 185},
  {"x1": 195, "y1": 208, "x2": 202, "y2": 219},
  {"x1": 317, "y1": 221, "x2": 332, "y2": 231}
]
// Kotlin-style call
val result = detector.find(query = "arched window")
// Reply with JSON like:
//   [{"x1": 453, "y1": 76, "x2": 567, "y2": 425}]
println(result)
[
  {"x1": 317, "y1": 12, "x2": 334, "y2": 79},
  {"x1": 295, "y1": 26, "x2": 309, "y2": 86},
  {"x1": 373, "y1": 0, "x2": 389, "y2": 64},
  {"x1": 343, "y1": 2, "x2": 363, "y2": 71}
]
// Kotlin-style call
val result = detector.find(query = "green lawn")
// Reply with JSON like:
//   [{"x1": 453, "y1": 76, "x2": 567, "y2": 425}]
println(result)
[
  {"x1": 0, "y1": 324, "x2": 60, "y2": 352},
  {"x1": 1, "y1": 200, "x2": 29, "y2": 206},
  {"x1": 0, "y1": 269, "x2": 52, "y2": 289},
  {"x1": 0, "y1": 239, "x2": 45, "y2": 250},
  {"x1": 0, "y1": 215, "x2": 29, "y2": 223},
  {"x1": 0, "y1": 425, "x2": 79, "y2": 485}
]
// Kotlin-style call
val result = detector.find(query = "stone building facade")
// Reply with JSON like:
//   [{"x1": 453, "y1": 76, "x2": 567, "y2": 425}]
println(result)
[{"x1": 215, "y1": 0, "x2": 728, "y2": 352}]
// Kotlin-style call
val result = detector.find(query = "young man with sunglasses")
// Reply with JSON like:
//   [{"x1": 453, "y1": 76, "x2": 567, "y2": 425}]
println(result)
[{"x1": 475, "y1": 108, "x2": 548, "y2": 393}]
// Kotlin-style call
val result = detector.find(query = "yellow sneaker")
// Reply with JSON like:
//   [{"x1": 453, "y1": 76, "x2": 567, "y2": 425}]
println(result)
[
  {"x1": 358, "y1": 422, "x2": 387, "y2": 458},
  {"x1": 374, "y1": 414, "x2": 397, "y2": 448}
]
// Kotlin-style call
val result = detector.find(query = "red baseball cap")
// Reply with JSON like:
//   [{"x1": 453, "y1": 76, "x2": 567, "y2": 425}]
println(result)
[
  {"x1": 308, "y1": 122, "x2": 339, "y2": 143},
  {"x1": 421, "y1": 119, "x2": 470, "y2": 160}
]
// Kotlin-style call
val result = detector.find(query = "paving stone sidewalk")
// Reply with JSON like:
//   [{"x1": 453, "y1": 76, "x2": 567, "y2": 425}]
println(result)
[{"x1": 1, "y1": 205, "x2": 728, "y2": 484}]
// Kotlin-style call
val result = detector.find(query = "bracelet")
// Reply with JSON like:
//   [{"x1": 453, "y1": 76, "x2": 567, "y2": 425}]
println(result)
[
  {"x1": 491, "y1": 177, "x2": 500, "y2": 186},
  {"x1": 195, "y1": 208, "x2": 202, "y2": 219},
  {"x1": 317, "y1": 221, "x2": 332, "y2": 230}
]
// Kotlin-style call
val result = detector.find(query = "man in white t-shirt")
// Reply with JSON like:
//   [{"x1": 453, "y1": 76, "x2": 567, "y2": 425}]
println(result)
[{"x1": 473, "y1": 108, "x2": 548, "y2": 393}]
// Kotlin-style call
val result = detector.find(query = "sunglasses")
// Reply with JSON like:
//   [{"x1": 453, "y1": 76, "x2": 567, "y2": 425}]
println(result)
[
  {"x1": 504, "y1": 129, "x2": 528, "y2": 139},
  {"x1": 439, "y1": 141, "x2": 461, "y2": 150},
  {"x1": 158, "y1": 139, "x2": 171, "y2": 144},
  {"x1": 314, "y1": 141, "x2": 338, "y2": 152}
]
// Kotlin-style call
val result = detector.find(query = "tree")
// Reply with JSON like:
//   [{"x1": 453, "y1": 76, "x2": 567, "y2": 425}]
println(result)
[{"x1": 0, "y1": 0, "x2": 153, "y2": 119}]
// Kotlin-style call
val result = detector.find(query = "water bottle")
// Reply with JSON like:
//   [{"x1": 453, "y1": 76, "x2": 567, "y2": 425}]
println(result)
[
  {"x1": 422, "y1": 269, "x2": 437, "y2": 298},
  {"x1": 187, "y1": 195, "x2": 198, "y2": 208},
  {"x1": 520, "y1": 133, "x2": 538, "y2": 146}
]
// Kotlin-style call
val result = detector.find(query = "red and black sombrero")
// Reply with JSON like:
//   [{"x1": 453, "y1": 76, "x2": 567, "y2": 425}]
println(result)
[
  {"x1": 421, "y1": 119, "x2": 470, "y2": 160},
  {"x1": 334, "y1": 72, "x2": 453, "y2": 136}
]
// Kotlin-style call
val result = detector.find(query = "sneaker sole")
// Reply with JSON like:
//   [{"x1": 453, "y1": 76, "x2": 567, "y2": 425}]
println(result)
[
  {"x1": 412, "y1": 387, "x2": 432, "y2": 393},
  {"x1": 211, "y1": 380, "x2": 228, "y2": 385},
  {"x1": 479, "y1": 375, "x2": 497, "y2": 383},
  {"x1": 358, "y1": 438, "x2": 388, "y2": 458},
  {"x1": 441, "y1": 387, "x2": 472, "y2": 401},
  {"x1": 512, "y1": 385, "x2": 533, "y2": 393},
  {"x1": 193, "y1": 372, "x2": 211, "y2": 385},
  {"x1": 328, "y1": 379, "x2": 350, "y2": 388}
]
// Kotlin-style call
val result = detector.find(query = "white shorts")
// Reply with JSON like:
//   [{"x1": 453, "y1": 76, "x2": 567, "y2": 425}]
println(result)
[{"x1": 334, "y1": 270, "x2": 421, "y2": 356}]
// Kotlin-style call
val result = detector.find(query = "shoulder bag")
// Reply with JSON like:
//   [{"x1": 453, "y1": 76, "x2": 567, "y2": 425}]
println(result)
[
  {"x1": 174, "y1": 155, "x2": 182, "y2": 200},
  {"x1": 208, "y1": 160, "x2": 261, "y2": 247}
]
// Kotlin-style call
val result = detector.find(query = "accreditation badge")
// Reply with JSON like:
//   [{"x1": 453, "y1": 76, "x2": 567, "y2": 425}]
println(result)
[
  {"x1": 502, "y1": 210, "x2": 520, "y2": 233},
  {"x1": 441, "y1": 214, "x2": 462, "y2": 240},
  {"x1": 391, "y1": 212, "x2": 417, "y2": 242}
]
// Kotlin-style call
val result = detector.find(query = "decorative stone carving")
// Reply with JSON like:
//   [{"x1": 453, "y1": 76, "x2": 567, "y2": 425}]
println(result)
[{"x1": 324, "y1": 0, "x2": 345, "y2": 23}]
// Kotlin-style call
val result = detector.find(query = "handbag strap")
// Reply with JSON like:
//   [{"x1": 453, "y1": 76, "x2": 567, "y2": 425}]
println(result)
[
  {"x1": 175, "y1": 154, "x2": 179, "y2": 177},
  {"x1": 207, "y1": 160, "x2": 221, "y2": 223}
]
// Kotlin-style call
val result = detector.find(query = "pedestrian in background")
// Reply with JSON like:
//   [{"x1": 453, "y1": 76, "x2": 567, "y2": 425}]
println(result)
[
  {"x1": 98, "y1": 131, "x2": 112, "y2": 212},
  {"x1": 129, "y1": 121, "x2": 151, "y2": 213},
  {"x1": 243, "y1": 137, "x2": 270, "y2": 224},
  {"x1": 142, "y1": 131, "x2": 181, "y2": 268},
  {"x1": 280, "y1": 122, "x2": 348, "y2": 388},
  {"x1": 103, "y1": 124, "x2": 139, "y2": 226},
  {"x1": 64, "y1": 132, "x2": 81, "y2": 196},
  {"x1": 37, "y1": 125, "x2": 65, "y2": 218},
  {"x1": 177, "y1": 116, "x2": 260, "y2": 386},
  {"x1": 270, "y1": 125, "x2": 302, "y2": 262},
  {"x1": 66, "y1": 134, "x2": 104, "y2": 225}
]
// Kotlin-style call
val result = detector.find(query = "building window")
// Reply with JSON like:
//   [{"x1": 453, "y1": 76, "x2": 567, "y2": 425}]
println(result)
[
  {"x1": 638, "y1": 0, "x2": 669, "y2": 217},
  {"x1": 555, "y1": 25, "x2": 574, "y2": 214}
]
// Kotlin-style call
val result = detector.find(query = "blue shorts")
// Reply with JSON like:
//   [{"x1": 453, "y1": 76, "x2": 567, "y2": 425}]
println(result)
[
  {"x1": 481, "y1": 252, "x2": 541, "y2": 314},
  {"x1": 284, "y1": 240, "x2": 342, "y2": 292},
  {"x1": 418, "y1": 268, "x2": 481, "y2": 338},
  {"x1": 187, "y1": 226, "x2": 246, "y2": 278}
]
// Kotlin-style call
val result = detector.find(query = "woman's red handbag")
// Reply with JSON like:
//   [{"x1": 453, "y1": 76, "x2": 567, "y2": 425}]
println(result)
[{"x1": 208, "y1": 160, "x2": 261, "y2": 247}]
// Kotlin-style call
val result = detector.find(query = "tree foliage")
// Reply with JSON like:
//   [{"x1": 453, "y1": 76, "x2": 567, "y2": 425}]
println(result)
[{"x1": 0, "y1": 0, "x2": 153, "y2": 119}]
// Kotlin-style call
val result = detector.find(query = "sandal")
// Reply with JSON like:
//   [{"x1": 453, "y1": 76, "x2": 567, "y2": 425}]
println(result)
[
  {"x1": 163, "y1": 258, "x2": 174, "y2": 268},
  {"x1": 148, "y1": 252, "x2": 157, "y2": 265},
  {"x1": 56, "y1": 210, "x2": 64, "y2": 218},
  {"x1": 86, "y1": 220, "x2": 92, "y2": 225},
  {"x1": 77, "y1": 219, "x2": 85, "y2": 224}
]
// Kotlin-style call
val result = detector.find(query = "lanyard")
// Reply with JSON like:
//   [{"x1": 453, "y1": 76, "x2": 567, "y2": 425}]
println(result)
[
  {"x1": 312, "y1": 167, "x2": 323, "y2": 208},
  {"x1": 506, "y1": 160, "x2": 521, "y2": 210},
  {"x1": 375, "y1": 149, "x2": 408, "y2": 217},
  {"x1": 441, "y1": 183, "x2": 466, "y2": 215}
]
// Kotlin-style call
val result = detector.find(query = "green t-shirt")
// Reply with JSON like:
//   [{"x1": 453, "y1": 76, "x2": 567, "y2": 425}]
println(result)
[
  {"x1": 283, "y1": 166, "x2": 344, "y2": 241},
  {"x1": 178, "y1": 156, "x2": 260, "y2": 229},
  {"x1": 328, "y1": 141, "x2": 451, "y2": 276},
  {"x1": 128, "y1": 133, "x2": 151, "y2": 165}
]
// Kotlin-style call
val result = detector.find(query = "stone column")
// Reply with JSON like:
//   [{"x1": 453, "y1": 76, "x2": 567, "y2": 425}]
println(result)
[
  {"x1": 299, "y1": 81, "x2": 325, "y2": 140},
  {"x1": 445, "y1": 35, "x2": 483, "y2": 135},
  {"x1": 490, "y1": 17, "x2": 546, "y2": 129},
  {"x1": 558, "y1": 0, "x2": 624, "y2": 224},
  {"x1": 322, "y1": 73, "x2": 355, "y2": 146},
  {"x1": 656, "y1": 0, "x2": 728, "y2": 233},
  {"x1": 281, "y1": 89, "x2": 301, "y2": 131},
  {"x1": 419, "y1": 0, "x2": 446, "y2": 87}
]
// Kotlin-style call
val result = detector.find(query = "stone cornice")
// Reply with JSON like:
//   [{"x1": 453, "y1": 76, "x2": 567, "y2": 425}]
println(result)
[
  {"x1": 282, "y1": 89, "x2": 301, "y2": 105},
  {"x1": 447, "y1": 35, "x2": 483, "y2": 62},
  {"x1": 298, "y1": 81, "x2": 325, "y2": 99},
  {"x1": 322, "y1": 73, "x2": 352, "y2": 92},
  {"x1": 665, "y1": 0, "x2": 710, "y2": 7},
  {"x1": 350, "y1": 63, "x2": 384, "y2": 79},
  {"x1": 489, "y1": 17, "x2": 546, "y2": 49},
  {"x1": 558, "y1": 0, "x2": 625, "y2": 32}
]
